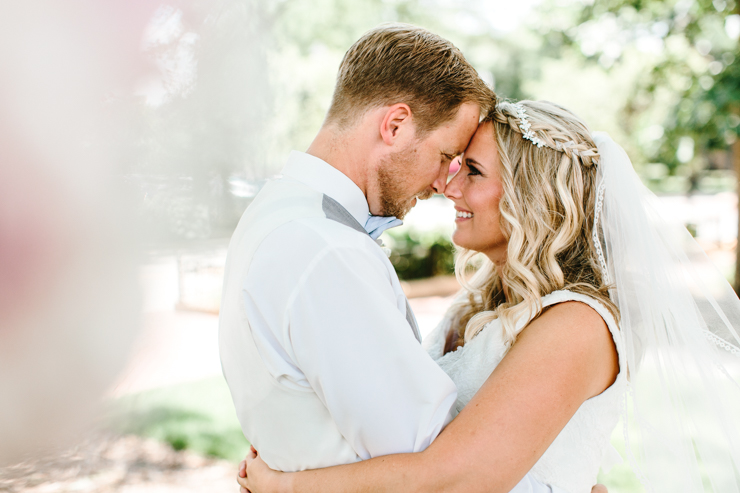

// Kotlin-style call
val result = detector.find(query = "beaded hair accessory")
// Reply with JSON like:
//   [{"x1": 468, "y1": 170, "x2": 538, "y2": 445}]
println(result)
[
  {"x1": 514, "y1": 102, "x2": 545, "y2": 148},
  {"x1": 512, "y1": 102, "x2": 599, "y2": 166}
]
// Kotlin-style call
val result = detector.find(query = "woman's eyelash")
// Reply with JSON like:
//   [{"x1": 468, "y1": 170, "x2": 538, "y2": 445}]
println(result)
[{"x1": 467, "y1": 164, "x2": 481, "y2": 176}]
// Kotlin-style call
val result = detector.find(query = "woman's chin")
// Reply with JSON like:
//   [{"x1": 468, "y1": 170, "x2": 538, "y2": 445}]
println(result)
[{"x1": 451, "y1": 232, "x2": 472, "y2": 251}]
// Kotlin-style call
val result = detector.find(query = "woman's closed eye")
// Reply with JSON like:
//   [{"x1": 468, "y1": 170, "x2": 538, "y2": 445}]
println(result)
[{"x1": 466, "y1": 163, "x2": 482, "y2": 176}]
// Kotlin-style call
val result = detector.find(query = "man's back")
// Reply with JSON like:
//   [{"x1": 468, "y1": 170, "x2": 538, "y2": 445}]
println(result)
[{"x1": 219, "y1": 152, "x2": 457, "y2": 472}]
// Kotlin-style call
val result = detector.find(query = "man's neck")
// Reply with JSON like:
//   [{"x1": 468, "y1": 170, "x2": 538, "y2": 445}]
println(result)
[{"x1": 306, "y1": 125, "x2": 371, "y2": 198}]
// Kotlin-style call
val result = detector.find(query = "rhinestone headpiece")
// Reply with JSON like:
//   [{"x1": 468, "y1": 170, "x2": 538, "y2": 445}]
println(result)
[{"x1": 514, "y1": 102, "x2": 545, "y2": 148}]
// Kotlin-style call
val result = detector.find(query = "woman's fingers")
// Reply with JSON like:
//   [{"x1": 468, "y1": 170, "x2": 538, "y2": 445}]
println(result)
[
  {"x1": 237, "y1": 457, "x2": 251, "y2": 492},
  {"x1": 246, "y1": 451, "x2": 257, "y2": 467},
  {"x1": 237, "y1": 472, "x2": 250, "y2": 490},
  {"x1": 237, "y1": 447, "x2": 257, "y2": 490},
  {"x1": 591, "y1": 485, "x2": 608, "y2": 493}
]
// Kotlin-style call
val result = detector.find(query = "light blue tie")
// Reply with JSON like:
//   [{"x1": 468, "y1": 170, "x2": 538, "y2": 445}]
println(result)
[{"x1": 364, "y1": 215, "x2": 403, "y2": 239}]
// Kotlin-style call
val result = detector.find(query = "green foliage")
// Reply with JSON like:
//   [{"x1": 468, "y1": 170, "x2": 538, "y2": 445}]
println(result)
[
  {"x1": 109, "y1": 377, "x2": 250, "y2": 461},
  {"x1": 134, "y1": 0, "x2": 740, "y2": 244},
  {"x1": 385, "y1": 229, "x2": 455, "y2": 280},
  {"x1": 135, "y1": 0, "x2": 624, "y2": 245},
  {"x1": 549, "y1": 0, "x2": 740, "y2": 179}
]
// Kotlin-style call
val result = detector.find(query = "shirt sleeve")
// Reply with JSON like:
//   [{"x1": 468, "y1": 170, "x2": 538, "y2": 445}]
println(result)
[{"x1": 284, "y1": 244, "x2": 458, "y2": 459}]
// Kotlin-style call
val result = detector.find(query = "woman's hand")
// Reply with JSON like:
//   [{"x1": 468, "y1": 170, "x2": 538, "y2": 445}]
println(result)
[{"x1": 237, "y1": 446, "x2": 287, "y2": 493}]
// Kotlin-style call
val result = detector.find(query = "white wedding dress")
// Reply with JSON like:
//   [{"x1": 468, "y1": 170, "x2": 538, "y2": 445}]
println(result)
[{"x1": 424, "y1": 290, "x2": 627, "y2": 493}]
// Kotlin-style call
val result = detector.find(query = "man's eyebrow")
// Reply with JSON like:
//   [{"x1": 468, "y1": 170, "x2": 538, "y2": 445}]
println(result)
[{"x1": 441, "y1": 151, "x2": 462, "y2": 160}]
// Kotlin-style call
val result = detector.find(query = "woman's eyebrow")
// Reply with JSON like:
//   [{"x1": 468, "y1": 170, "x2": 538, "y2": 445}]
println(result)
[{"x1": 464, "y1": 157, "x2": 482, "y2": 166}]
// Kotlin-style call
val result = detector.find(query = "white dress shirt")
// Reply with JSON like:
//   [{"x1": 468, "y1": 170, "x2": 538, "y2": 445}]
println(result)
[
  {"x1": 228, "y1": 151, "x2": 562, "y2": 492},
  {"x1": 242, "y1": 151, "x2": 457, "y2": 459}
]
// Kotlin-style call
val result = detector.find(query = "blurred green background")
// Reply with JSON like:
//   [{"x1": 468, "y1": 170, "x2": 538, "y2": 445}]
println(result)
[
  {"x1": 131, "y1": 0, "x2": 740, "y2": 282},
  {"x1": 112, "y1": 1, "x2": 740, "y2": 492}
]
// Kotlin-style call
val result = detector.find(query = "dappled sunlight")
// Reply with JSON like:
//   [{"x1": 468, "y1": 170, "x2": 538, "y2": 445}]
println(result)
[{"x1": 2, "y1": 0, "x2": 740, "y2": 491}]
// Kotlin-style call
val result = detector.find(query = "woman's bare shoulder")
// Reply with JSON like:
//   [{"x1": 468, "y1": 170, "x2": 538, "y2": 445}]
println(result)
[{"x1": 518, "y1": 299, "x2": 619, "y2": 396}]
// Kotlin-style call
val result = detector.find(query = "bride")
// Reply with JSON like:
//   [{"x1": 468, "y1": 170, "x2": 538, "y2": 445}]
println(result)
[{"x1": 238, "y1": 99, "x2": 740, "y2": 493}]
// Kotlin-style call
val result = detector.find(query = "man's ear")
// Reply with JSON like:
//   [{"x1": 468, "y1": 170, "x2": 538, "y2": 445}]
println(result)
[{"x1": 379, "y1": 103, "x2": 413, "y2": 146}]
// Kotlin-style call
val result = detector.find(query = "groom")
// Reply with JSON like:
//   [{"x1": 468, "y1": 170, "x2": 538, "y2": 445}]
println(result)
[{"x1": 220, "y1": 24, "x2": 606, "y2": 493}]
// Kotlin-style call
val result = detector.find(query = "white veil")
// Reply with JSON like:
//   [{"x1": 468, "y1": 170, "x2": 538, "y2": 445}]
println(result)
[{"x1": 592, "y1": 132, "x2": 740, "y2": 492}]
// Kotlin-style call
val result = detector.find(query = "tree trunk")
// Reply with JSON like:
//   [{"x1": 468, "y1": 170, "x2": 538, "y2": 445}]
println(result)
[{"x1": 735, "y1": 138, "x2": 740, "y2": 293}]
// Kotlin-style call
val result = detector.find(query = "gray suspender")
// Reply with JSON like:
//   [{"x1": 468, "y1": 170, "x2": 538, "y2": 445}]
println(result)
[
  {"x1": 321, "y1": 194, "x2": 422, "y2": 343},
  {"x1": 321, "y1": 194, "x2": 367, "y2": 234}
]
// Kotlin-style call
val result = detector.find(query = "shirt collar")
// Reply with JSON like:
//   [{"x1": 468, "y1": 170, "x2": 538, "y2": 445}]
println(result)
[{"x1": 281, "y1": 151, "x2": 370, "y2": 227}]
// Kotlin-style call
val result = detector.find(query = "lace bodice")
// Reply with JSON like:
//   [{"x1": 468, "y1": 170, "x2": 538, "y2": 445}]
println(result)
[{"x1": 424, "y1": 290, "x2": 626, "y2": 493}]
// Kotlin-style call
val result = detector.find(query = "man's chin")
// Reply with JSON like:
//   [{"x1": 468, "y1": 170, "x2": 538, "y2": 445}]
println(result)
[
  {"x1": 400, "y1": 193, "x2": 432, "y2": 217},
  {"x1": 386, "y1": 199, "x2": 414, "y2": 220},
  {"x1": 380, "y1": 191, "x2": 434, "y2": 219},
  {"x1": 417, "y1": 189, "x2": 435, "y2": 201}
]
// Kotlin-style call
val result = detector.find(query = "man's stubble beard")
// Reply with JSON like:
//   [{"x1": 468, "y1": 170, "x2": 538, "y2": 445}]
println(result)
[{"x1": 377, "y1": 148, "x2": 435, "y2": 219}]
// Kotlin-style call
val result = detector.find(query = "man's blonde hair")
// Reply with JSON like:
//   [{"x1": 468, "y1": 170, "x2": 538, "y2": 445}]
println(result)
[
  {"x1": 446, "y1": 100, "x2": 618, "y2": 353},
  {"x1": 326, "y1": 23, "x2": 494, "y2": 135}
]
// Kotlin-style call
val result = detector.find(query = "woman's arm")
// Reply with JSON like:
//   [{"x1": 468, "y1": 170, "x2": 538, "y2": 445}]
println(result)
[{"x1": 240, "y1": 301, "x2": 619, "y2": 493}]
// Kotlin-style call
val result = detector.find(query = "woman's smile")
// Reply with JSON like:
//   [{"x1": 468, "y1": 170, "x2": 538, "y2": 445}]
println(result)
[{"x1": 455, "y1": 208, "x2": 474, "y2": 221}]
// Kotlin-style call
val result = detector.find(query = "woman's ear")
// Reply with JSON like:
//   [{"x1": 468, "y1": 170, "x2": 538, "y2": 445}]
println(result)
[{"x1": 379, "y1": 103, "x2": 413, "y2": 146}]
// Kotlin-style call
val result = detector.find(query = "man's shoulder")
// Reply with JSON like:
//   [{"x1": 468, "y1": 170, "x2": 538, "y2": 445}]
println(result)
[
  {"x1": 243, "y1": 218, "x2": 392, "y2": 305},
  {"x1": 247, "y1": 177, "x2": 370, "y2": 243},
  {"x1": 228, "y1": 175, "x2": 388, "y2": 284},
  {"x1": 257, "y1": 216, "x2": 376, "y2": 263}
]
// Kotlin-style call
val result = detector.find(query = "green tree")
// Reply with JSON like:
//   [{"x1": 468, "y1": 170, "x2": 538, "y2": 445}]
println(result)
[
  {"x1": 547, "y1": 0, "x2": 740, "y2": 288},
  {"x1": 131, "y1": 0, "x2": 552, "y2": 246}
]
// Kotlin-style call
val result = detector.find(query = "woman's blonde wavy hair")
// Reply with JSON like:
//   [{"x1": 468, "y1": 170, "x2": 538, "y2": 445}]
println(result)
[{"x1": 445, "y1": 100, "x2": 618, "y2": 354}]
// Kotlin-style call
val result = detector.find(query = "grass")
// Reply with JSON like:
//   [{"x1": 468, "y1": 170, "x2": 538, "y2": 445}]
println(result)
[
  {"x1": 110, "y1": 377, "x2": 645, "y2": 491},
  {"x1": 108, "y1": 370, "x2": 737, "y2": 492},
  {"x1": 109, "y1": 376, "x2": 250, "y2": 462}
]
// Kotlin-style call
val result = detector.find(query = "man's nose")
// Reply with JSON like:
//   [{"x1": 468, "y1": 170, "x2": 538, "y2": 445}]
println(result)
[
  {"x1": 432, "y1": 164, "x2": 450, "y2": 194},
  {"x1": 432, "y1": 179, "x2": 446, "y2": 195}
]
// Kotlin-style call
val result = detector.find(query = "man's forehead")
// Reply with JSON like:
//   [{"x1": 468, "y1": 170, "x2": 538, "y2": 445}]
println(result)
[
  {"x1": 428, "y1": 105, "x2": 479, "y2": 154},
  {"x1": 446, "y1": 131, "x2": 477, "y2": 156},
  {"x1": 439, "y1": 139, "x2": 469, "y2": 157}
]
